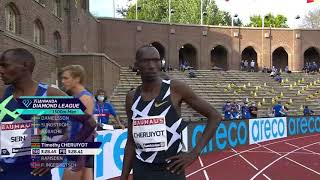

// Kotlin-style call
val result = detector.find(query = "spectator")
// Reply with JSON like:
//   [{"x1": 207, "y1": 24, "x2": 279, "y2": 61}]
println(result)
[
  {"x1": 303, "y1": 106, "x2": 314, "y2": 116},
  {"x1": 285, "y1": 66, "x2": 291, "y2": 73},
  {"x1": 244, "y1": 60, "x2": 249, "y2": 71},
  {"x1": 94, "y1": 89, "x2": 125, "y2": 130},
  {"x1": 240, "y1": 60, "x2": 244, "y2": 71},
  {"x1": 250, "y1": 60, "x2": 255, "y2": 72},
  {"x1": 231, "y1": 102, "x2": 240, "y2": 119},
  {"x1": 161, "y1": 59, "x2": 166, "y2": 72},
  {"x1": 273, "y1": 101, "x2": 285, "y2": 117},
  {"x1": 249, "y1": 102, "x2": 258, "y2": 118},
  {"x1": 223, "y1": 101, "x2": 232, "y2": 120},
  {"x1": 241, "y1": 102, "x2": 251, "y2": 119},
  {"x1": 275, "y1": 74, "x2": 282, "y2": 83},
  {"x1": 188, "y1": 68, "x2": 196, "y2": 78}
]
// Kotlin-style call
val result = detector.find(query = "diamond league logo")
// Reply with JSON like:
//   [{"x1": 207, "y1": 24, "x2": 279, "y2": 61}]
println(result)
[{"x1": 22, "y1": 99, "x2": 32, "y2": 108}]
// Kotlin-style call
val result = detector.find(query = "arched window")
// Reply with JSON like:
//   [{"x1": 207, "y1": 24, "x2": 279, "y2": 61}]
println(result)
[
  {"x1": 54, "y1": 0, "x2": 62, "y2": 17},
  {"x1": 34, "y1": 19, "x2": 44, "y2": 45},
  {"x1": 54, "y1": 31, "x2": 62, "y2": 52},
  {"x1": 5, "y1": 3, "x2": 20, "y2": 34}
]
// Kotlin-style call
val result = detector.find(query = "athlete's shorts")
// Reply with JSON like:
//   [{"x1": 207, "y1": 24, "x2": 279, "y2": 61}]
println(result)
[
  {"x1": 133, "y1": 158, "x2": 186, "y2": 180},
  {"x1": 0, "y1": 161, "x2": 51, "y2": 180}
]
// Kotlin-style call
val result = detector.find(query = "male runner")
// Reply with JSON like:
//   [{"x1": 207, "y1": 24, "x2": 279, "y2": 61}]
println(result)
[
  {"x1": 0, "y1": 48, "x2": 96, "y2": 179},
  {"x1": 121, "y1": 45, "x2": 222, "y2": 180}
]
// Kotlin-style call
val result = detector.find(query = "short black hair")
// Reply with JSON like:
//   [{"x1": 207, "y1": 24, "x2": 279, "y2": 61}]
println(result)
[
  {"x1": 135, "y1": 44, "x2": 159, "y2": 60},
  {"x1": 0, "y1": 48, "x2": 35, "y2": 71}
]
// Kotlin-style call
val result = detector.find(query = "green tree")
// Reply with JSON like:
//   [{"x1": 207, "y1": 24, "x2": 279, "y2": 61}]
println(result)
[
  {"x1": 118, "y1": 0, "x2": 234, "y2": 26},
  {"x1": 247, "y1": 13, "x2": 288, "y2": 28}
]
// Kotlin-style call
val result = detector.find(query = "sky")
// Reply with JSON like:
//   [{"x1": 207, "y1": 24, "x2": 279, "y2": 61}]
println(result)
[{"x1": 89, "y1": 0, "x2": 320, "y2": 28}]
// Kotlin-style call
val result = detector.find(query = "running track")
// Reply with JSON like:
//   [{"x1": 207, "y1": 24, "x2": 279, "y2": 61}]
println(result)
[
  {"x1": 186, "y1": 133, "x2": 320, "y2": 180},
  {"x1": 111, "y1": 133, "x2": 320, "y2": 180}
]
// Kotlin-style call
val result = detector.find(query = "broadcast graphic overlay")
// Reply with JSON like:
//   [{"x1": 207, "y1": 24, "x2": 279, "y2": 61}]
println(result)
[{"x1": 0, "y1": 95, "x2": 101, "y2": 169}]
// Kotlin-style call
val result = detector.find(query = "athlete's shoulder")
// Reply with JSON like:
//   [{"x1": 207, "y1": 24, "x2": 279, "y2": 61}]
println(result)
[
  {"x1": 46, "y1": 86, "x2": 67, "y2": 96},
  {"x1": 170, "y1": 79, "x2": 189, "y2": 92}
]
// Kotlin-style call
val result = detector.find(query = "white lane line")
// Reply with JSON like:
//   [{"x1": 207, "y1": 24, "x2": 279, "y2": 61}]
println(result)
[
  {"x1": 186, "y1": 133, "x2": 320, "y2": 178},
  {"x1": 231, "y1": 148, "x2": 258, "y2": 170},
  {"x1": 258, "y1": 143, "x2": 320, "y2": 176},
  {"x1": 250, "y1": 142, "x2": 320, "y2": 180},
  {"x1": 285, "y1": 142, "x2": 320, "y2": 156},
  {"x1": 198, "y1": 156, "x2": 210, "y2": 180},
  {"x1": 231, "y1": 148, "x2": 272, "y2": 180},
  {"x1": 225, "y1": 150, "x2": 316, "y2": 155}
]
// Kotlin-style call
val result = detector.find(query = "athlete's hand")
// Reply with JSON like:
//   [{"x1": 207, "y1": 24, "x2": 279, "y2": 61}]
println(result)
[
  {"x1": 166, "y1": 151, "x2": 198, "y2": 175},
  {"x1": 31, "y1": 167, "x2": 51, "y2": 176}
]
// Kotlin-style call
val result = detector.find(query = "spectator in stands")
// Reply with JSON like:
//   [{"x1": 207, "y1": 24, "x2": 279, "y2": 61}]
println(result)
[
  {"x1": 240, "y1": 60, "x2": 244, "y2": 71},
  {"x1": 161, "y1": 59, "x2": 166, "y2": 72},
  {"x1": 249, "y1": 102, "x2": 258, "y2": 119},
  {"x1": 94, "y1": 89, "x2": 125, "y2": 130},
  {"x1": 231, "y1": 102, "x2": 240, "y2": 119},
  {"x1": 188, "y1": 68, "x2": 196, "y2": 78},
  {"x1": 241, "y1": 102, "x2": 251, "y2": 119},
  {"x1": 244, "y1": 60, "x2": 249, "y2": 71},
  {"x1": 275, "y1": 74, "x2": 282, "y2": 83},
  {"x1": 233, "y1": 101, "x2": 241, "y2": 111},
  {"x1": 262, "y1": 66, "x2": 269, "y2": 73},
  {"x1": 250, "y1": 60, "x2": 255, "y2": 72},
  {"x1": 303, "y1": 105, "x2": 314, "y2": 116},
  {"x1": 223, "y1": 101, "x2": 232, "y2": 120},
  {"x1": 273, "y1": 101, "x2": 285, "y2": 117},
  {"x1": 285, "y1": 66, "x2": 291, "y2": 73}
]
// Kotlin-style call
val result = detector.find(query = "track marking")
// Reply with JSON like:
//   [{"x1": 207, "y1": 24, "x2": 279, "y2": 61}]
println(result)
[
  {"x1": 259, "y1": 144, "x2": 320, "y2": 176},
  {"x1": 285, "y1": 142, "x2": 320, "y2": 156},
  {"x1": 250, "y1": 142, "x2": 320, "y2": 180},
  {"x1": 186, "y1": 134, "x2": 320, "y2": 178},
  {"x1": 225, "y1": 150, "x2": 316, "y2": 155},
  {"x1": 231, "y1": 149, "x2": 271, "y2": 180},
  {"x1": 198, "y1": 156, "x2": 210, "y2": 180}
]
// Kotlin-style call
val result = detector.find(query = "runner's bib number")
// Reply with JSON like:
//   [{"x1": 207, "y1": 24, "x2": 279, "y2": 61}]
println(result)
[
  {"x1": 0, "y1": 120, "x2": 32, "y2": 157},
  {"x1": 132, "y1": 116, "x2": 167, "y2": 152}
]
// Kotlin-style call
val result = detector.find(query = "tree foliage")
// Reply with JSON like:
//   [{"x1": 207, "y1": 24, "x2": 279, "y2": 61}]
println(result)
[
  {"x1": 118, "y1": 0, "x2": 241, "y2": 26},
  {"x1": 247, "y1": 13, "x2": 288, "y2": 28},
  {"x1": 301, "y1": 8, "x2": 320, "y2": 29}
]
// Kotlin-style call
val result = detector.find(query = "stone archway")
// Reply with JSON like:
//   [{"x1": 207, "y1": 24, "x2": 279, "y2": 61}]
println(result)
[
  {"x1": 242, "y1": 46, "x2": 258, "y2": 70},
  {"x1": 179, "y1": 44, "x2": 197, "y2": 69},
  {"x1": 272, "y1": 47, "x2": 288, "y2": 71},
  {"x1": 211, "y1": 45, "x2": 228, "y2": 70},
  {"x1": 304, "y1": 47, "x2": 320, "y2": 65}
]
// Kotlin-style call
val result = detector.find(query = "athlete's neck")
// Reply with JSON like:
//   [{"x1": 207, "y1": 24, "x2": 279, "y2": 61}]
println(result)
[
  {"x1": 70, "y1": 84, "x2": 85, "y2": 96},
  {"x1": 141, "y1": 78, "x2": 162, "y2": 92},
  {"x1": 13, "y1": 76, "x2": 37, "y2": 96}
]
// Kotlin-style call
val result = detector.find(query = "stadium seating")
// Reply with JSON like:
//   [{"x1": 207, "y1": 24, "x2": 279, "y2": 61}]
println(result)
[{"x1": 109, "y1": 68, "x2": 320, "y2": 124}]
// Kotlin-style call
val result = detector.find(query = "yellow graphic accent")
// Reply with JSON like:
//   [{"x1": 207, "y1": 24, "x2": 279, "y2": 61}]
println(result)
[{"x1": 154, "y1": 101, "x2": 168, "y2": 108}]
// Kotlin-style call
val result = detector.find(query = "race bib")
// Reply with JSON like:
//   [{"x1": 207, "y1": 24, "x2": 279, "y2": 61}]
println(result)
[
  {"x1": 132, "y1": 116, "x2": 167, "y2": 152},
  {"x1": 0, "y1": 120, "x2": 32, "y2": 157}
]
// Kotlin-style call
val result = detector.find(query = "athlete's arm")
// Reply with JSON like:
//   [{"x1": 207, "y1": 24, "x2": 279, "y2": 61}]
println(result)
[
  {"x1": 167, "y1": 80, "x2": 222, "y2": 174},
  {"x1": 74, "y1": 95, "x2": 97, "y2": 141},
  {"x1": 79, "y1": 95, "x2": 94, "y2": 115},
  {"x1": 120, "y1": 90, "x2": 135, "y2": 180}
]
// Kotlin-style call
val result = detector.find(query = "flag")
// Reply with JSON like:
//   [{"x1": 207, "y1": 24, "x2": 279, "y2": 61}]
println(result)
[{"x1": 307, "y1": 0, "x2": 320, "y2": 3}]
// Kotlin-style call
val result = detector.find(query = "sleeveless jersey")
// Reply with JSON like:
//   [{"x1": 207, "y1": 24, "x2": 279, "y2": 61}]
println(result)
[
  {"x1": 69, "y1": 89, "x2": 94, "y2": 140},
  {"x1": 0, "y1": 83, "x2": 48, "y2": 163},
  {"x1": 131, "y1": 80, "x2": 188, "y2": 164}
]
